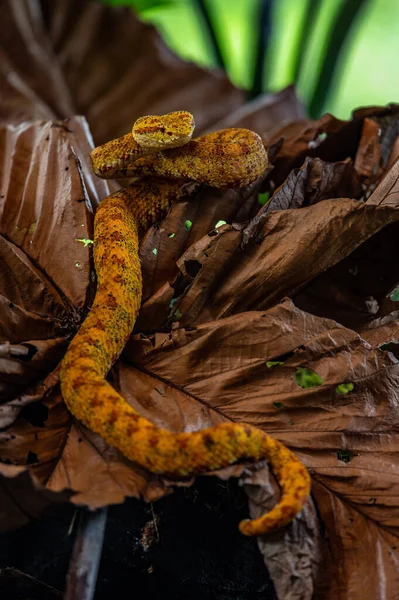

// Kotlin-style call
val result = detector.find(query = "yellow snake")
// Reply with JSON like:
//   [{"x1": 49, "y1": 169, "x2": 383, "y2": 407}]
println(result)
[{"x1": 60, "y1": 111, "x2": 311, "y2": 536}]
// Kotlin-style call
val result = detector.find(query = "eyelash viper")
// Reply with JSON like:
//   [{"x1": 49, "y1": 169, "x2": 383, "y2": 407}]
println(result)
[{"x1": 60, "y1": 111, "x2": 311, "y2": 536}]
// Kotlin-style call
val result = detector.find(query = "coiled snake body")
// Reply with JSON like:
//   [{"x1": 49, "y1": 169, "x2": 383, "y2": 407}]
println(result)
[{"x1": 60, "y1": 111, "x2": 310, "y2": 536}]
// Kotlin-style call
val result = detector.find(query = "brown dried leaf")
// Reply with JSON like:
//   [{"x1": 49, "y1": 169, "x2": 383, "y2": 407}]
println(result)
[
  {"x1": 0, "y1": 0, "x2": 248, "y2": 144},
  {"x1": 267, "y1": 105, "x2": 399, "y2": 191},
  {"x1": 138, "y1": 175, "x2": 268, "y2": 327},
  {"x1": 0, "y1": 463, "x2": 70, "y2": 533},
  {"x1": 128, "y1": 300, "x2": 399, "y2": 600},
  {"x1": 210, "y1": 85, "x2": 305, "y2": 134},
  {"x1": 0, "y1": 118, "x2": 111, "y2": 438},
  {"x1": 0, "y1": 339, "x2": 65, "y2": 411},
  {"x1": 0, "y1": 0, "x2": 74, "y2": 121},
  {"x1": 354, "y1": 117, "x2": 383, "y2": 183},
  {"x1": 0, "y1": 118, "x2": 102, "y2": 311},
  {"x1": 161, "y1": 191, "x2": 399, "y2": 327},
  {"x1": 0, "y1": 51, "x2": 55, "y2": 123},
  {"x1": 293, "y1": 158, "x2": 399, "y2": 329},
  {"x1": 4, "y1": 299, "x2": 396, "y2": 599},
  {"x1": 265, "y1": 156, "x2": 362, "y2": 213}
]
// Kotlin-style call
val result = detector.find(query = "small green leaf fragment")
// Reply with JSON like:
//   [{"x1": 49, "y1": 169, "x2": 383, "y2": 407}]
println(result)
[
  {"x1": 215, "y1": 220, "x2": 227, "y2": 228},
  {"x1": 75, "y1": 262, "x2": 81, "y2": 268},
  {"x1": 184, "y1": 220, "x2": 192, "y2": 231},
  {"x1": 337, "y1": 449, "x2": 355, "y2": 464},
  {"x1": 258, "y1": 192, "x2": 270, "y2": 206},
  {"x1": 28, "y1": 222, "x2": 37, "y2": 233},
  {"x1": 390, "y1": 287, "x2": 399, "y2": 301},
  {"x1": 76, "y1": 238, "x2": 94, "y2": 247},
  {"x1": 174, "y1": 309, "x2": 183, "y2": 321},
  {"x1": 168, "y1": 233, "x2": 176, "y2": 238},
  {"x1": 336, "y1": 382, "x2": 354, "y2": 395},
  {"x1": 152, "y1": 247, "x2": 158, "y2": 255},
  {"x1": 266, "y1": 360, "x2": 285, "y2": 368},
  {"x1": 273, "y1": 402, "x2": 285, "y2": 410},
  {"x1": 294, "y1": 367, "x2": 323, "y2": 389}
]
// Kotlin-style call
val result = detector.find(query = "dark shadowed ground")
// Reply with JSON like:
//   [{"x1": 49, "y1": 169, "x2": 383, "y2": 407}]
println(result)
[{"x1": 0, "y1": 477, "x2": 276, "y2": 599}]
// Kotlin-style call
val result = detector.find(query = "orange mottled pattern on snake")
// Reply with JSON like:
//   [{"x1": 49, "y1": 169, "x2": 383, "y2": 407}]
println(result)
[
  {"x1": 60, "y1": 111, "x2": 311, "y2": 536},
  {"x1": 91, "y1": 122, "x2": 268, "y2": 187}
]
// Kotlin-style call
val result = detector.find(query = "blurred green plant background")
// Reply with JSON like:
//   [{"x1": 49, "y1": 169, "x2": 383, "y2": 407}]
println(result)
[{"x1": 101, "y1": 0, "x2": 398, "y2": 119}]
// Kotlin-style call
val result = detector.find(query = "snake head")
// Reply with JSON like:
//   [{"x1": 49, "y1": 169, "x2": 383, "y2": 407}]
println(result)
[{"x1": 133, "y1": 111, "x2": 195, "y2": 149}]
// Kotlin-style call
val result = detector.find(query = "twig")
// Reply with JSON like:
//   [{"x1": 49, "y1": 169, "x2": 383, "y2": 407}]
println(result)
[
  {"x1": 309, "y1": 0, "x2": 370, "y2": 118},
  {"x1": 0, "y1": 567, "x2": 62, "y2": 598},
  {"x1": 67, "y1": 508, "x2": 79, "y2": 536},
  {"x1": 192, "y1": 0, "x2": 226, "y2": 71},
  {"x1": 64, "y1": 507, "x2": 108, "y2": 600},
  {"x1": 249, "y1": 0, "x2": 273, "y2": 100}
]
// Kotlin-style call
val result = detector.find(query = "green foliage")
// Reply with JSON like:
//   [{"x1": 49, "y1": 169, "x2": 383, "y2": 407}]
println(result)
[
  {"x1": 294, "y1": 367, "x2": 323, "y2": 389},
  {"x1": 336, "y1": 382, "x2": 354, "y2": 395},
  {"x1": 75, "y1": 238, "x2": 94, "y2": 247},
  {"x1": 266, "y1": 360, "x2": 284, "y2": 368},
  {"x1": 390, "y1": 287, "x2": 399, "y2": 301},
  {"x1": 101, "y1": 0, "x2": 398, "y2": 118},
  {"x1": 174, "y1": 308, "x2": 183, "y2": 320},
  {"x1": 258, "y1": 192, "x2": 270, "y2": 206}
]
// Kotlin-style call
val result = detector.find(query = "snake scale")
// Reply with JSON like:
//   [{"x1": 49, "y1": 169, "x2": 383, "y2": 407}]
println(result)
[{"x1": 60, "y1": 111, "x2": 311, "y2": 536}]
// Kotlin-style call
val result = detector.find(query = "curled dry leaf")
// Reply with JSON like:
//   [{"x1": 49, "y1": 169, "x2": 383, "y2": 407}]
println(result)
[
  {"x1": 158, "y1": 179, "x2": 399, "y2": 328},
  {"x1": 294, "y1": 156, "x2": 399, "y2": 330},
  {"x1": 265, "y1": 156, "x2": 362, "y2": 213},
  {"x1": 266, "y1": 104, "x2": 399, "y2": 192}
]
